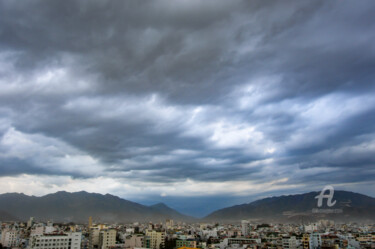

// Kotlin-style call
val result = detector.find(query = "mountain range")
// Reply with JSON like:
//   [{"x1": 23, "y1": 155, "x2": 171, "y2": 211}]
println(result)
[
  {"x1": 205, "y1": 190, "x2": 375, "y2": 223},
  {"x1": 0, "y1": 191, "x2": 193, "y2": 223},
  {"x1": 1, "y1": 190, "x2": 375, "y2": 223}
]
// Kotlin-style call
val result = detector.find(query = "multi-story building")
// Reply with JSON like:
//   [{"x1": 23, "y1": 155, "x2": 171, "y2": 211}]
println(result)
[
  {"x1": 282, "y1": 236, "x2": 297, "y2": 249},
  {"x1": 356, "y1": 234, "x2": 375, "y2": 248},
  {"x1": 176, "y1": 239, "x2": 196, "y2": 248},
  {"x1": 321, "y1": 234, "x2": 340, "y2": 249},
  {"x1": 89, "y1": 226, "x2": 116, "y2": 249},
  {"x1": 241, "y1": 220, "x2": 250, "y2": 236},
  {"x1": 124, "y1": 234, "x2": 144, "y2": 248},
  {"x1": 89, "y1": 228, "x2": 100, "y2": 249},
  {"x1": 1, "y1": 228, "x2": 20, "y2": 248},
  {"x1": 145, "y1": 230, "x2": 165, "y2": 249},
  {"x1": 27, "y1": 217, "x2": 35, "y2": 229},
  {"x1": 309, "y1": 232, "x2": 321, "y2": 249},
  {"x1": 31, "y1": 226, "x2": 45, "y2": 236},
  {"x1": 144, "y1": 237, "x2": 151, "y2": 249},
  {"x1": 98, "y1": 229, "x2": 116, "y2": 249},
  {"x1": 301, "y1": 234, "x2": 310, "y2": 249},
  {"x1": 219, "y1": 238, "x2": 261, "y2": 249},
  {"x1": 29, "y1": 232, "x2": 81, "y2": 249},
  {"x1": 165, "y1": 220, "x2": 173, "y2": 229}
]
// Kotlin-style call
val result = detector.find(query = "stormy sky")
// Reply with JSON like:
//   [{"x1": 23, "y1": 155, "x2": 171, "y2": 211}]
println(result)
[{"x1": 1, "y1": 0, "x2": 375, "y2": 217}]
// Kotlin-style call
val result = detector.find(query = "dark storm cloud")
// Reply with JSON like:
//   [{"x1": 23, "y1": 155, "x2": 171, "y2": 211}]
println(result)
[{"x1": 1, "y1": 0, "x2": 375, "y2": 211}]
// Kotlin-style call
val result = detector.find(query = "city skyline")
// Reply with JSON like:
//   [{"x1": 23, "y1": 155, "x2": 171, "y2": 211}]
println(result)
[{"x1": 1, "y1": 0, "x2": 375, "y2": 217}]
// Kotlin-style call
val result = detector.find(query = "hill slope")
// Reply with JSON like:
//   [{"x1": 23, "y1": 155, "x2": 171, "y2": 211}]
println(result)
[
  {"x1": 0, "y1": 191, "x2": 193, "y2": 223},
  {"x1": 149, "y1": 203, "x2": 196, "y2": 221},
  {"x1": 0, "y1": 210, "x2": 20, "y2": 221},
  {"x1": 204, "y1": 191, "x2": 375, "y2": 223}
]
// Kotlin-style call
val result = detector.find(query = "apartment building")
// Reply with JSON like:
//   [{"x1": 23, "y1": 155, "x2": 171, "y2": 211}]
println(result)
[
  {"x1": 1, "y1": 229, "x2": 20, "y2": 248},
  {"x1": 29, "y1": 232, "x2": 81, "y2": 249},
  {"x1": 98, "y1": 229, "x2": 117, "y2": 249},
  {"x1": 145, "y1": 230, "x2": 165, "y2": 249}
]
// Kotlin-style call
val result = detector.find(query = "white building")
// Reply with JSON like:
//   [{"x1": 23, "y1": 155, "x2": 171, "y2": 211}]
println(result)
[
  {"x1": 1, "y1": 229, "x2": 20, "y2": 248},
  {"x1": 124, "y1": 234, "x2": 144, "y2": 248},
  {"x1": 241, "y1": 220, "x2": 250, "y2": 237},
  {"x1": 304, "y1": 224, "x2": 318, "y2": 233},
  {"x1": 282, "y1": 236, "x2": 297, "y2": 249},
  {"x1": 201, "y1": 229, "x2": 218, "y2": 239},
  {"x1": 220, "y1": 238, "x2": 261, "y2": 249},
  {"x1": 29, "y1": 232, "x2": 81, "y2": 249},
  {"x1": 309, "y1": 232, "x2": 321, "y2": 249},
  {"x1": 31, "y1": 226, "x2": 45, "y2": 236},
  {"x1": 45, "y1": 226, "x2": 57, "y2": 234}
]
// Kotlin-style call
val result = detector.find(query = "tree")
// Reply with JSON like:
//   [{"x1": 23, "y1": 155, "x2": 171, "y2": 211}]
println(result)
[{"x1": 163, "y1": 238, "x2": 176, "y2": 249}]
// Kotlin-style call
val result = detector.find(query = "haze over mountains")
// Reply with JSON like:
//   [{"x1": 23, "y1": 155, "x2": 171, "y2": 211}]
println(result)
[{"x1": 0, "y1": 190, "x2": 375, "y2": 223}]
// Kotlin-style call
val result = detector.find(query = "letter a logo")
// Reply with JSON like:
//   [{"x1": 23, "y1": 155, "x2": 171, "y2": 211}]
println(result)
[{"x1": 315, "y1": 185, "x2": 336, "y2": 207}]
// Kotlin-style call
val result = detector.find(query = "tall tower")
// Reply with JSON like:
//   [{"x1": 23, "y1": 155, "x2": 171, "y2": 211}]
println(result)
[
  {"x1": 88, "y1": 216, "x2": 93, "y2": 228},
  {"x1": 241, "y1": 220, "x2": 250, "y2": 236},
  {"x1": 27, "y1": 217, "x2": 35, "y2": 228}
]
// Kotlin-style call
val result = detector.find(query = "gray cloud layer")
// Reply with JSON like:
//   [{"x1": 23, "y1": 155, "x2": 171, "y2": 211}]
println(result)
[{"x1": 1, "y1": 0, "x2": 375, "y2": 214}]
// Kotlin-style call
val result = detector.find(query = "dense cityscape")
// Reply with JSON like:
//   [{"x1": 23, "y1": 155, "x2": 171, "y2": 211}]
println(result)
[
  {"x1": 1, "y1": 217, "x2": 375, "y2": 249},
  {"x1": 1, "y1": 1, "x2": 375, "y2": 249}
]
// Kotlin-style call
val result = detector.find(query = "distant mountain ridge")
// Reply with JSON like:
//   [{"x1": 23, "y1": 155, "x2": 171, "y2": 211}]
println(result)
[
  {"x1": 0, "y1": 191, "x2": 193, "y2": 223},
  {"x1": 204, "y1": 190, "x2": 375, "y2": 223},
  {"x1": 1, "y1": 190, "x2": 375, "y2": 223}
]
